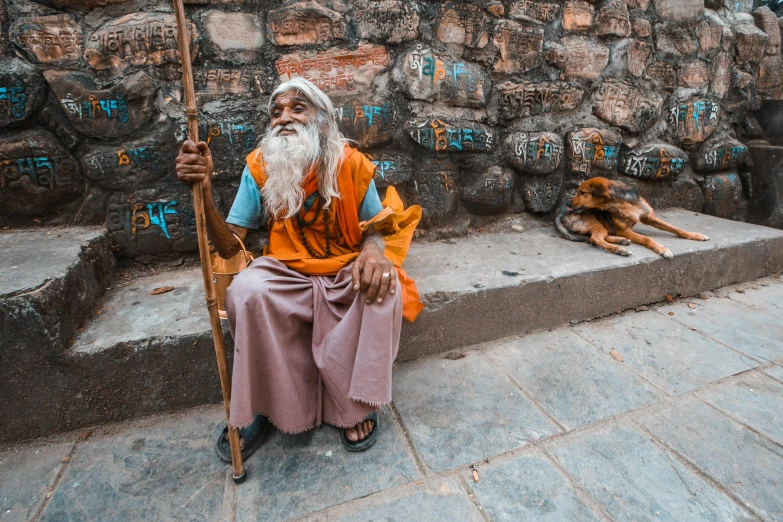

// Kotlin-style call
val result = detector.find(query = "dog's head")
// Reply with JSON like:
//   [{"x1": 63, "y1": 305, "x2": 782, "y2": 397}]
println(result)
[{"x1": 568, "y1": 178, "x2": 638, "y2": 213}]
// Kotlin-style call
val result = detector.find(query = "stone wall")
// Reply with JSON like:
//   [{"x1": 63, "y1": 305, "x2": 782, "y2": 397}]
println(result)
[{"x1": 1, "y1": 0, "x2": 781, "y2": 255}]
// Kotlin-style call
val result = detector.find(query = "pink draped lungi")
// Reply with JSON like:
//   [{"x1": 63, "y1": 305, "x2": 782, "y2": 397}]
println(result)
[{"x1": 224, "y1": 256, "x2": 402, "y2": 433}]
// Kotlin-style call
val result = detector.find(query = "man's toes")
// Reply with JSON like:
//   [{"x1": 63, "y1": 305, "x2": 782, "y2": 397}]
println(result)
[
  {"x1": 345, "y1": 427, "x2": 359, "y2": 442},
  {"x1": 356, "y1": 424, "x2": 366, "y2": 440}
]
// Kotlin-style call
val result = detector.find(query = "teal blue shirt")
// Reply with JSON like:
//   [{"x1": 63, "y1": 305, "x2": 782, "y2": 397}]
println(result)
[{"x1": 226, "y1": 165, "x2": 383, "y2": 230}]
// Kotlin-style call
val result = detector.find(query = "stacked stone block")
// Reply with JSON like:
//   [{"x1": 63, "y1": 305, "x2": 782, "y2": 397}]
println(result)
[{"x1": 0, "y1": 0, "x2": 780, "y2": 254}]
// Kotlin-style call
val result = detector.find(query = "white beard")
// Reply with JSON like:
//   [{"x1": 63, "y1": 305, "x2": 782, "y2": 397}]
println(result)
[{"x1": 260, "y1": 121, "x2": 322, "y2": 220}]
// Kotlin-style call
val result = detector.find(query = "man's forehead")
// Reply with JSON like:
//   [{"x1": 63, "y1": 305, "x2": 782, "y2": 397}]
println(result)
[{"x1": 272, "y1": 91, "x2": 311, "y2": 108}]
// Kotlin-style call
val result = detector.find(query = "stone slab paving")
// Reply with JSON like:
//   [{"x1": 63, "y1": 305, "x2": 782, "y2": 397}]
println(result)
[
  {"x1": 463, "y1": 449, "x2": 602, "y2": 522},
  {"x1": 235, "y1": 408, "x2": 419, "y2": 522},
  {"x1": 0, "y1": 440, "x2": 73, "y2": 522},
  {"x1": 726, "y1": 277, "x2": 783, "y2": 317},
  {"x1": 573, "y1": 309, "x2": 757, "y2": 396},
  {"x1": 391, "y1": 351, "x2": 560, "y2": 473},
  {"x1": 546, "y1": 421, "x2": 755, "y2": 522},
  {"x1": 638, "y1": 398, "x2": 783, "y2": 521},
  {"x1": 4, "y1": 277, "x2": 783, "y2": 521},
  {"x1": 485, "y1": 328, "x2": 663, "y2": 430}
]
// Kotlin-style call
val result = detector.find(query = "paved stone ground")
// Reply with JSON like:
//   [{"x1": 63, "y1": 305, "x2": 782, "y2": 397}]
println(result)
[{"x1": 3, "y1": 276, "x2": 783, "y2": 522}]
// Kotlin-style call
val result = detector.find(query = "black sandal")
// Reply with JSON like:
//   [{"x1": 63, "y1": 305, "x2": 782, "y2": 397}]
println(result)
[
  {"x1": 215, "y1": 413, "x2": 269, "y2": 463},
  {"x1": 340, "y1": 411, "x2": 380, "y2": 452}
]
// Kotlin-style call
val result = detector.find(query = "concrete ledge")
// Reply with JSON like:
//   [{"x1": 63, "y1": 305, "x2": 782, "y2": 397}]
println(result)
[{"x1": 4, "y1": 211, "x2": 783, "y2": 441}]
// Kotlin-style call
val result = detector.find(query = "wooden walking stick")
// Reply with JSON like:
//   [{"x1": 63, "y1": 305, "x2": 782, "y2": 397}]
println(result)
[{"x1": 172, "y1": 0, "x2": 246, "y2": 484}]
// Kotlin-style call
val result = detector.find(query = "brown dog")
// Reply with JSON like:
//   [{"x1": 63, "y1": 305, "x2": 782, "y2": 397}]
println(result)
[{"x1": 554, "y1": 177, "x2": 709, "y2": 258}]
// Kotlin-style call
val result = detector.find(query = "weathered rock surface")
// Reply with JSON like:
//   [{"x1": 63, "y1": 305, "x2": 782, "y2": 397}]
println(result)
[
  {"x1": 400, "y1": 47, "x2": 490, "y2": 108},
  {"x1": 10, "y1": 14, "x2": 83, "y2": 65},
  {"x1": 0, "y1": 57, "x2": 46, "y2": 130},
  {"x1": 174, "y1": 119, "x2": 258, "y2": 180},
  {"x1": 700, "y1": 172, "x2": 747, "y2": 220},
  {"x1": 435, "y1": 2, "x2": 490, "y2": 48},
  {"x1": 509, "y1": 0, "x2": 562, "y2": 25},
  {"x1": 193, "y1": 67, "x2": 267, "y2": 99},
  {"x1": 0, "y1": 129, "x2": 83, "y2": 217},
  {"x1": 85, "y1": 12, "x2": 198, "y2": 71},
  {"x1": 562, "y1": 0, "x2": 594, "y2": 32},
  {"x1": 710, "y1": 52, "x2": 732, "y2": 98},
  {"x1": 492, "y1": 20, "x2": 544, "y2": 74},
  {"x1": 752, "y1": 6, "x2": 780, "y2": 55},
  {"x1": 756, "y1": 54, "x2": 783, "y2": 99},
  {"x1": 204, "y1": 10, "x2": 264, "y2": 54},
  {"x1": 366, "y1": 152, "x2": 411, "y2": 187},
  {"x1": 504, "y1": 131, "x2": 565, "y2": 175},
  {"x1": 405, "y1": 119, "x2": 494, "y2": 152},
  {"x1": 80, "y1": 128, "x2": 177, "y2": 191},
  {"x1": 654, "y1": 0, "x2": 704, "y2": 23},
  {"x1": 594, "y1": 0, "x2": 631, "y2": 37},
  {"x1": 566, "y1": 128, "x2": 622, "y2": 177},
  {"x1": 592, "y1": 79, "x2": 663, "y2": 133},
  {"x1": 276, "y1": 44, "x2": 390, "y2": 99},
  {"x1": 692, "y1": 135, "x2": 748, "y2": 173},
  {"x1": 666, "y1": 98, "x2": 720, "y2": 145},
  {"x1": 496, "y1": 81, "x2": 584, "y2": 119},
  {"x1": 697, "y1": 15, "x2": 725, "y2": 54},
  {"x1": 351, "y1": 0, "x2": 419, "y2": 44},
  {"x1": 627, "y1": 40, "x2": 651, "y2": 78},
  {"x1": 734, "y1": 23, "x2": 768, "y2": 65},
  {"x1": 679, "y1": 59, "x2": 711, "y2": 89},
  {"x1": 405, "y1": 156, "x2": 459, "y2": 227},
  {"x1": 547, "y1": 36, "x2": 610, "y2": 80},
  {"x1": 44, "y1": 70, "x2": 157, "y2": 139},
  {"x1": 646, "y1": 60, "x2": 678, "y2": 91},
  {"x1": 267, "y1": 2, "x2": 345, "y2": 46},
  {"x1": 654, "y1": 24, "x2": 698, "y2": 56},
  {"x1": 521, "y1": 172, "x2": 563, "y2": 213},
  {"x1": 460, "y1": 166, "x2": 514, "y2": 215},
  {"x1": 619, "y1": 143, "x2": 687, "y2": 180},
  {"x1": 335, "y1": 101, "x2": 395, "y2": 148}
]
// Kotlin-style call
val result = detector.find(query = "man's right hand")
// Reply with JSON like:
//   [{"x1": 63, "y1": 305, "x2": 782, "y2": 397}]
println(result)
[{"x1": 176, "y1": 140, "x2": 214, "y2": 192}]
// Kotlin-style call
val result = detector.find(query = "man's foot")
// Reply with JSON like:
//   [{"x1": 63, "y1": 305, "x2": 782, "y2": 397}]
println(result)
[
  {"x1": 341, "y1": 412, "x2": 381, "y2": 452},
  {"x1": 344, "y1": 418, "x2": 375, "y2": 442},
  {"x1": 215, "y1": 414, "x2": 268, "y2": 463}
]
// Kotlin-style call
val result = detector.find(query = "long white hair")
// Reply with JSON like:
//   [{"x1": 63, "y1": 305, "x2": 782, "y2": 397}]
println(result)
[{"x1": 257, "y1": 78, "x2": 348, "y2": 220}]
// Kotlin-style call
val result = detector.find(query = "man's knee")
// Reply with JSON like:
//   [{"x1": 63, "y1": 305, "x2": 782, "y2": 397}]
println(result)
[{"x1": 225, "y1": 267, "x2": 275, "y2": 311}]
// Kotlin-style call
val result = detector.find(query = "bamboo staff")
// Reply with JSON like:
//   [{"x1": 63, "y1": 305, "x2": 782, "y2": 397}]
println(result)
[{"x1": 172, "y1": 0, "x2": 246, "y2": 484}]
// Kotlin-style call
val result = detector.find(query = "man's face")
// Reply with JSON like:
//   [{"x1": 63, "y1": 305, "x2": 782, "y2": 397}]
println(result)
[{"x1": 270, "y1": 91, "x2": 318, "y2": 136}]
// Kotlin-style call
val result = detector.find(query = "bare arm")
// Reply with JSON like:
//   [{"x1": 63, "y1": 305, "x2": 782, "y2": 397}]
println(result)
[{"x1": 175, "y1": 140, "x2": 245, "y2": 258}]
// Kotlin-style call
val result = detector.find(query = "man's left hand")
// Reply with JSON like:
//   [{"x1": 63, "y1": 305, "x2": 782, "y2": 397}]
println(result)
[{"x1": 352, "y1": 240, "x2": 396, "y2": 304}]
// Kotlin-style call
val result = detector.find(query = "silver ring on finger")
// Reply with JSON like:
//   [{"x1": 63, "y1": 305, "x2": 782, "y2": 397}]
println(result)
[{"x1": 382, "y1": 272, "x2": 391, "y2": 278}]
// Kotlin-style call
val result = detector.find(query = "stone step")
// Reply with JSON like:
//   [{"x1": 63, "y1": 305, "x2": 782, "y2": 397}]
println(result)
[
  {"x1": 0, "y1": 226, "x2": 115, "y2": 442},
  {"x1": 6, "y1": 210, "x2": 783, "y2": 442}
]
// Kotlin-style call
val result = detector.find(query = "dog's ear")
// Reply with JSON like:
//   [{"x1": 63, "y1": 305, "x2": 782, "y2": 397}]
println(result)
[{"x1": 590, "y1": 183, "x2": 609, "y2": 199}]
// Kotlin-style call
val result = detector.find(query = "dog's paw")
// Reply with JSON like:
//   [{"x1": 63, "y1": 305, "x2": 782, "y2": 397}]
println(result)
[
  {"x1": 660, "y1": 248, "x2": 673, "y2": 259},
  {"x1": 619, "y1": 238, "x2": 632, "y2": 245},
  {"x1": 693, "y1": 234, "x2": 709, "y2": 241},
  {"x1": 616, "y1": 248, "x2": 632, "y2": 257}
]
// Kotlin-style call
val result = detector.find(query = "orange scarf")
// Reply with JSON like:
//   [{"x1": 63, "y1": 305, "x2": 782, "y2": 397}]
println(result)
[{"x1": 246, "y1": 144, "x2": 424, "y2": 321}]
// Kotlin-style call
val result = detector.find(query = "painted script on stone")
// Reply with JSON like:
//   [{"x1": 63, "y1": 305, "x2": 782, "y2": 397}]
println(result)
[
  {"x1": 276, "y1": 45, "x2": 389, "y2": 98},
  {"x1": 205, "y1": 11, "x2": 264, "y2": 51},
  {"x1": 504, "y1": 131, "x2": 564, "y2": 175},
  {"x1": 81, "y1": 130, "x2": 176, "y2": 191},
  {"x1": 701, "y1": 172, "x2": 744, "y2": 219},
  {"x1": 492, "y1": 20, "x2": 544, "y2": 74},
  {"x1": 753, "y1": 6, "x2": 780, "y2": 54},
  {"x1": 10, "y1": 14, "x2": 83, "y2": 64},
  {"x1": 521, "y1": 173, "x2": 562, "y2": 213},
  {"x1": 85, "y1": 12, "x2": 198, "y2": 71},
  {"x1": 645, "y1": 60, "x2": 677, "y2": 90},
  {"x1": 693, "y1": 136, "x2": 747, "y2": 173},
  {"x1": 562, "y1": 1, "x2": 594, "y2": 32},
  {"x1": 45, "y1": 70, "x2": 156, "y2": 139},
  {"x1": 619, "y1": 143, "x2": 687, "y2": 180},
  {"x1": 509, "y1": 0, "x2": 561, "y2": 24},
  {"x1": 592, "y1": 80, "x2": 663, "y2": 133},
  {"x1": 335, "y1": 101, "x2": 394, "y2": 148},
  {"x1": 405, "y1": 119, "x2": 493, "y2": 153},
  {"x1": 679, "y1": 60, "x2": 710, "y2": 89},
  {"x1": 435, "y1": 2, "x2": 490, "y2": 48},
  {"x1": 366, "y1": 152, "x2": 411, "y2": 187},
  {"x1": 595, "y1": 0, "x2": 630, "y2": 37},
  {"x1": 734, "y1": 24, "x2": 768, "y2": 65},
  {"x1": 193, "y1": 68, "x2": 266, "y2": 98},
  {"x1": 267, "y1": 2, "x2": 345, "y2": 46},
  {"x1": 175, "y1": 121, "x2": 258, "y2": 179},
  {"x1": 667, "y1": 99, "x2": 720, "y2": 145},
  {"x1": 566, "y1": 128, "x2": 622, "y2": 176},
  {"x1": 402, "y1": 46, "x2": 490, "y2": 108},
  {"x1": 496, "y1": 81, "x2": 584, "y2": 119},
  {"x1": 548, "y1": 37, "x2": 609, "y2": 81},
  {"x1": 0, "y1": 129, "x2": 82, "y2": 216},
  {"x1": 461, "y1": 166, "x2": 514, "y2": 215},
  {"x1": 351, "y1": 0, "x2": 419, "y2": 44},
  {"x1": 654, "y1": 0, "x2": 703, "y2": 22},
  {"x1": 406, "y1": 157, "x2": 459, "y2": 228},
  {"x1": 627, "y1": 40, "x2": 651, "y2": 78},
  {"x1": 0, "y1": 58, "x2": 47, "y2": 129}
]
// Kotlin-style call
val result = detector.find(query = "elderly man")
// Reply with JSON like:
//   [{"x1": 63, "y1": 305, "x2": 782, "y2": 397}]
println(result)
[{"x1": 176, "y1": 78, "x2": 421, "y2": 458}]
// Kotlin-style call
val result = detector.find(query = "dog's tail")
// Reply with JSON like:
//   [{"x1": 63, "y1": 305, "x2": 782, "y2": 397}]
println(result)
[{"x1": 554, "y1": 206, "x2": 590, "y2": 243}]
